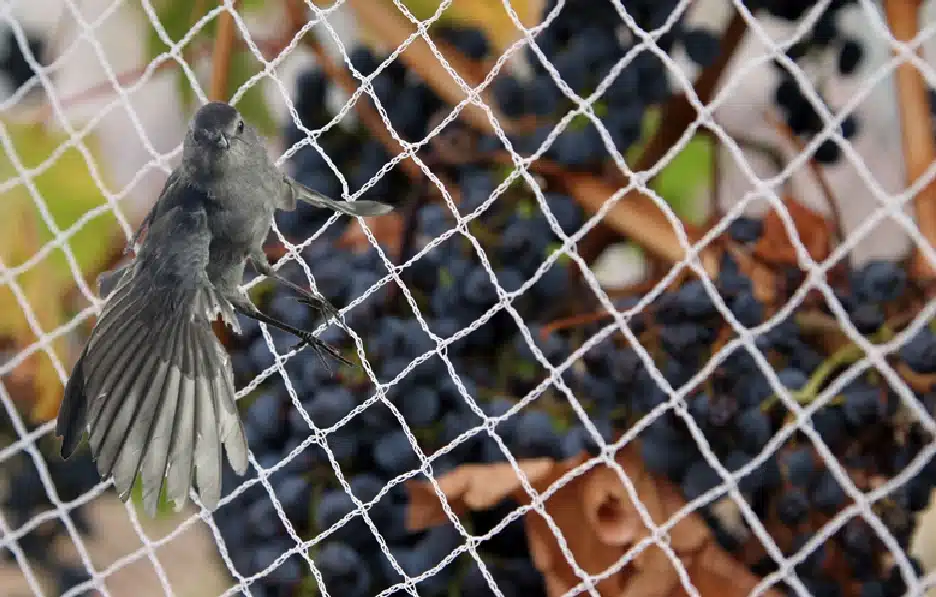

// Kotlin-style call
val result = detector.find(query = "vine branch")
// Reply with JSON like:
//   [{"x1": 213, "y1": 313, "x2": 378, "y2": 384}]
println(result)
[
  {"x1": 884, "y1": 0, "x2": 936, "y2": 282},
  {"x1": 210, "y1": 1, "x2": 239, "y2": 102},
  {"x1": 578, "y1": 8, "x2": 748, "y2": 263}
]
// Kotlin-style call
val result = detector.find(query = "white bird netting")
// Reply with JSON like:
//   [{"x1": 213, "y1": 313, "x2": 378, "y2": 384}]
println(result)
[{"x1": 2, "y1": 0, "x2": 936, "y2": 596}]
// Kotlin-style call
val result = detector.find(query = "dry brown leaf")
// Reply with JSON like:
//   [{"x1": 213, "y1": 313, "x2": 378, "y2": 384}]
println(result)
[
  {"x1": 621, "y1": 546, "x2": 680, "y2": 597},
  {"x1": 896, "y1": 362, "x2": 936, "y2": 393},
  {"x1": 406, "y1": 444, "x2": 778, "y2": 597},
  {"x1": 682, "y1": 543, "x2": 784, "y2": 597},
  {"x1": 752, "y1": 196, "x2": 832, "y2": 267},
  {"x1": 656, "y1": 479, "x2": 710, "y2": 553},
  {"x1": 583, "y1": 466, "x2": 641, "y2": 546},
  {"x1": 406, "y1": 458, "x2": 559, "y2": 532},
  {"x1": 522, "y1": 462, "x2": 628, "y2": 596},
  {"x1": 564, "y1": 173, "x2": 720, "y2": 279},
  {"x1": 884, "y1": 0, "x2": 936, "y2": 281},
  {"x1": 336, "y1": 213, "x2": 405, "y2": 255}
]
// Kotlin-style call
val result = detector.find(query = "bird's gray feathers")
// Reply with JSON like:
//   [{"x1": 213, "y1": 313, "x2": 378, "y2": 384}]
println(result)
[
  {"x1": 97, "y1": 262, "x2": 131, "y2": 299},
  {"x1": 56, "y1": 204, "x2": 249, "y2": 516},
  {"x1": 57, "y1": 101, "x2": 396, "y2": 517},
  {"x1": 286, "y1": 176, "x2": 395, "y2": 217}
]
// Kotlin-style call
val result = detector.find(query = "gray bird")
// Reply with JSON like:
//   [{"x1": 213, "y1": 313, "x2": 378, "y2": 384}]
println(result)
[{"x1": 56, "y1": 101, "x2": 394, "y2": 516}]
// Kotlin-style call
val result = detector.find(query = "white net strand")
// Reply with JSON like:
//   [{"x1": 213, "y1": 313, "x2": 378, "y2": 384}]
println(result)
[
  {"x1": 0, "y1": 378, "x2": 109, "y2": 597},
  {"x1": 2, "y1": 7, "x2": 192, "y2": 594},
  {"x1": 1, "y1": 11, "x2": 128, "y2": 307},
  {"x1": 3, "y1": 0, "x2": 936, "y2": 596},
  {"x1": 0, "y1": 501, "x2": 47, "y2": 597},
  {"x1": 228, "y1": 0, "x2": 615, "y2": 593}
]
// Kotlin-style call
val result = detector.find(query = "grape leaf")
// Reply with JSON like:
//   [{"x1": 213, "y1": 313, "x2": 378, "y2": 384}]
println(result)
[{"x1": 631, "y1": 108, "x2": 712, "y2": 224}]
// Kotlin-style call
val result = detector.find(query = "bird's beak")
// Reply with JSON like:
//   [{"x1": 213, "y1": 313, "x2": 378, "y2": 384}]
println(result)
[{"x1": 195, "y1": 129, "x2": 230, "y2": 149}]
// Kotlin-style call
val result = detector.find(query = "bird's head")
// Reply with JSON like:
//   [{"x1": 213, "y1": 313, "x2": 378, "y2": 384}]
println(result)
[{"x1": 183, "y1": 102, "x2": 262, "y2": 178}]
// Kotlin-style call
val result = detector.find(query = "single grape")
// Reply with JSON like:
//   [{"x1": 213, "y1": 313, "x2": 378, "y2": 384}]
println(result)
[
  {"x1": 682, "y1": 28, "x2": 721, "y2": 68},
  {"x1": 838, "y1": 38, "x2": 864, "y2": 75}
]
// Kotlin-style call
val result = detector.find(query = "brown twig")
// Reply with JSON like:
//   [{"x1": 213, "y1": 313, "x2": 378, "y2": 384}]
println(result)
[
  {"x1": 538, "y1": 278, "x2": 664, "y2": 337},
  {"x1": 766, "y1": 112, "x2": 846, "y2": 245},
  {"x1": 562, "y1": 171, "x2": 722, "y2": 279},
  {"x1": 210, "y1": 0, "x2": 239, "y2": 102},
  {"x1": 579, "y1": 9, "x2": 748, "y2": 263},
  {"x1": 884, "y1": 0, "x2": 936, "y2": 282}
]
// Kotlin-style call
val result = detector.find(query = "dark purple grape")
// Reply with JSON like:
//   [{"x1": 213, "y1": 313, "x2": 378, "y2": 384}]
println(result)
[
  {"x1": 683, "y1": 28, "x2": 721, "y2": 68},
  {"x1": 316, "y1": 542, "x2": 371, "y2": 597},
  {"x1": 728, "y1": 216, "x2": 763, "y2": 244},
  {"x1": 681, "y1": 459, "x2": 721, "y2": 501},
  {"x1": 777, "y1": 488, "x2": 810, "y2": 525},
  {"x1": 512, "y1": 410, "x2": 561, "y2": 459},
  {"x1": 838, "y1": 38, "x2": 864, "y2": 75},
  {"x1": 852, "y1": 260, "x2": 907, "y2": 303},
  {"x1": 811, "y1": 469, "x2": 846, "y2": 514},
  {"x1": 493, "y1": 75, "x2": 527, "y2": 118},
  {"x1": 435, "y1": 25, "x2": 490, "y2": 60},
  {"x1": 738, "y1": 407, "x2": 772, "y2": 451},
  {"x1": 900, "y1": 328, "x2": 936, "y2": 374},
  {"x1": 373, "y1": 429, "x2": 421, "y2": 477},
  {"x1": 814, "y1": 139, "x2": 841, "y2": 164},
  {"x1": 781, "y1": 447, "x2": 815, "y2": 487}
]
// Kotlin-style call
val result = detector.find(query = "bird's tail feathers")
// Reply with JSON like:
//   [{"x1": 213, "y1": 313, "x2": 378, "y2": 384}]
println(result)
[
  {"x1": 290, "y1": 177, "x2": 395, "y2": 217},
  {"x1": 56, "y1": 267, "x2": 249, "y2": 516}
]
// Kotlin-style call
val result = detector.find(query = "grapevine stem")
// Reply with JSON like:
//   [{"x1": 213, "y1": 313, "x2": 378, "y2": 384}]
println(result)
[
  {"x1": 883, "y1": 0, "x2": 936, "y2": 282},
  {"x1": 760, "y1": 326, "x2": 894, "y2": 411},
  {"x1": 766, "y1": 112, "x2": 846, "y2": 245},
  {"x1": 209, "y1": 0, "x2": 239, "y2": 102}
]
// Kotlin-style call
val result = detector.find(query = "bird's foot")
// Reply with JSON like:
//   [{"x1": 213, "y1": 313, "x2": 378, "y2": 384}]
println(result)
[
  {"x1": 290, "y1": 331, "x2": 354, "y2": 372},
  {"x1": 293, "y1": 292, "x2": 342, "y2": 324}
]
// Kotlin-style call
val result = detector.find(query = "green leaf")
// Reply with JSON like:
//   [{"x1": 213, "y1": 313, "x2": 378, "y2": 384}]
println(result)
[
  {"x1": 626, "y1": 107, "x2": 712, "y2": 224},
  {"x1": 229, "y1": 50, "x2": 277, "y2": 136},
  {"x1": 1, "y1": 122, "x2": 121, "y2": 287},
  {"x1": 651, "y1": 133, "x2": 712, "y2": 225},
  {"x1": 144, "y1": 0, "x2": 202, "y2": 65}
]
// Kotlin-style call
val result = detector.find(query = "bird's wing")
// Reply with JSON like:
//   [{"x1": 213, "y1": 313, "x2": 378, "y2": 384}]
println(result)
[
  {"x1": 283, "y1": 174, "x2": 395, "y2": 217},
  {"x1": 124, "y1": 170, "x2": 182, "y2": 254},
  {"x1": 57, "y1": 202, "x2": 249, "y2": 517}
]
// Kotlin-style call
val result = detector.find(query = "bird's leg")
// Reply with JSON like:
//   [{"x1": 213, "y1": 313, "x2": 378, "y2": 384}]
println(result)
[
  {"x1": 248, "y1": 252, "x2": 342, "y2": 324},
  {"x1": 226, "y1": 292, "x2": 353, "y2": 370}
]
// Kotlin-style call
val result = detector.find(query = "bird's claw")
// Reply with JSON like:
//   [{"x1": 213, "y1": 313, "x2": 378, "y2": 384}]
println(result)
[
  {"x1": 292, "y1": 292, "x2": 342, "y2": 323},
  {"x1": 289, "y1": 331, "x2": 354, "y2": 372}
]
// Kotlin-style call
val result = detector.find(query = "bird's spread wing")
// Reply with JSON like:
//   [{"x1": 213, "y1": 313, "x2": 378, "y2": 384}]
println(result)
[
  {"x1": 284, "y1": 174, "x2": 395, "y2": 217},
  {"x1": 57, "y1": 202, "x2": 249, "y2": 516},
  {"x1": 124, "y1": 170, "x2": 182, "y2": 254}
]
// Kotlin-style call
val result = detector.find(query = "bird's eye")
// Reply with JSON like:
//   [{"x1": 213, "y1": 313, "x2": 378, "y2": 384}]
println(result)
[{"x1": 236, "y1": 120, "x2": 245, "y2": 134}]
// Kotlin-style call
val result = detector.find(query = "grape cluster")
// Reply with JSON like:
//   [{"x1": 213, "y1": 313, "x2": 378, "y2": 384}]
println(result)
[
  {"x1": 211, "y1": 7, "x2": 932, "y2": 597},
  {"x1": 486, "y1": 0, "x2": 725, "y2": 169},
  {"x1": 754, "y1": 0, "x2": 864, "y2": 164}
]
